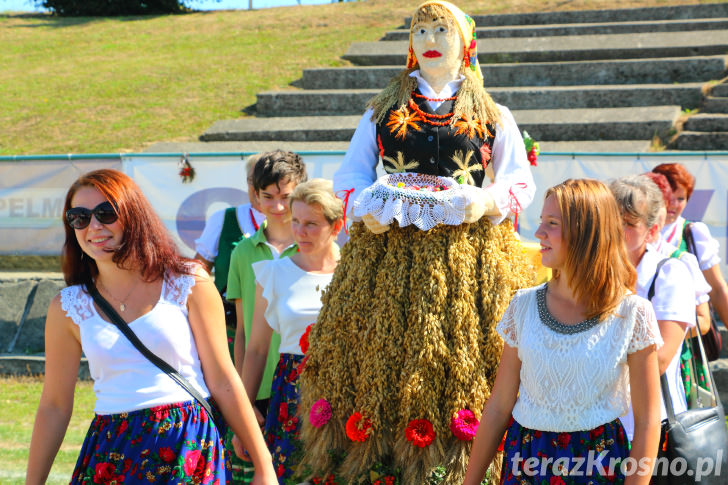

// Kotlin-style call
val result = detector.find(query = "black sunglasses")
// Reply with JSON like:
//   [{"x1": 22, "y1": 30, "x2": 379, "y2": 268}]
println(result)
[{"x1": 65, "y1": 201, "x2": 118, "y2": 230}]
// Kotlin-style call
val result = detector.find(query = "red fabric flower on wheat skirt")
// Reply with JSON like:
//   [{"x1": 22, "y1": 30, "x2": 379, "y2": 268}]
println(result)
[
  {"x1": 345, "y1": 412, "x2": 372, "y2": 442},
  {"x1": 405, "y1": 419, "x2": 435, "y2": 447},
  {"x1": 299, "y1": 323, "x2": 314, "y2": 354}
]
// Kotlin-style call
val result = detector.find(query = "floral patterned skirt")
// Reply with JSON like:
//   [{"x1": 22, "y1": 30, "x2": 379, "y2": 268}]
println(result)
[
  {"x1": 263, "y1": 353, "x2": 304, "y2": 484},
  {"x1": 70, "y1": 399, "x2": 230, "y2": 484},
  {"x1": 501, "y1": 417, "x2": 630, "y2": 484}
]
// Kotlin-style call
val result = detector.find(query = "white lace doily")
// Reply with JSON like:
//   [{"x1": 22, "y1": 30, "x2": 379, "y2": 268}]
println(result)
[{"x1": 352, "y1": 173, "x2": 480, "y2": 231}]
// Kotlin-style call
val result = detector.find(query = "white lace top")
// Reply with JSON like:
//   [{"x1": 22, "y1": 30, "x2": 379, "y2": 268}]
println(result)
[
  {"x1": 497, "y1": 284, "x2": 662, "y2": 432},
  {"x1": 60, "y1": 272, "x2": 210, "y2": 415}
]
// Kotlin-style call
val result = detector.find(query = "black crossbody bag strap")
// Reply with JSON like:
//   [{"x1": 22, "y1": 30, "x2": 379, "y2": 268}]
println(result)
[{"x1": 87, "y1": 283, "x2": 219, "y2": 428}]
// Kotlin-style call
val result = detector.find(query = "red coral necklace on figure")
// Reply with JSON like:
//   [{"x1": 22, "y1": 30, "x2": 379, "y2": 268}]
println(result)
[{"x1": 408, "y1": 97, "x2": 455, "y2": 126}]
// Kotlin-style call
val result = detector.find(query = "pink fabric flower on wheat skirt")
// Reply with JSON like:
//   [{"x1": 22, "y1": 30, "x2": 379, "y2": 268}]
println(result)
[
  {"x1": 309, "y1": 399, "x2": 332, "y2": 428},
  {"x1": 450, "y1": 409, "x2": 479, "y2": 441}
]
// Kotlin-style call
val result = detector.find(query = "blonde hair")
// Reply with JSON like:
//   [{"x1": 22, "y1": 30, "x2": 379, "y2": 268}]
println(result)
[
  {"x1": 546, "y1": 179, "x2": 636, "y2": 320},
  {"x1": 609, "y1": 174, "x2": 664, "y2": 228},
  {"x1": 289, "y1": 178, "x2": 343, "y2": 224},
  {"x1": 367, "y1": 3, "x2": 501, "y2": 128},
  {"x1": 245, "y1": 153, "x2": 263, "y2": 183}
]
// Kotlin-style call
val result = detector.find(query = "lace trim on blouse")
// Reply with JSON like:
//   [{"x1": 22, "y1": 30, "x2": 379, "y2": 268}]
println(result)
[{"x1": 61, "y1": 270, "x2": 196, "y2": 326}]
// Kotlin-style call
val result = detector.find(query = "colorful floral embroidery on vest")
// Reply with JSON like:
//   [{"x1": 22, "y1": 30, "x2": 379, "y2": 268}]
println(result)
[
  {"x1": 451, "y1": 150, "x2": 483, "y2": 185},
  {"x1": 383, "y1": 151, "x2": 420, "y2": 174},
  {"x1": 454, "y1": 113, "x2": 491, "y2": 139},
  {"x1": 386, "y1": 106, "x2": 422, "y2": 140}
]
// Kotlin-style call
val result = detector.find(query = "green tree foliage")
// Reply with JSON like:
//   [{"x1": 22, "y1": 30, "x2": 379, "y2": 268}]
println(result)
[{"x1": 38, "y1": 0, "x2": 189, "y2": 16}]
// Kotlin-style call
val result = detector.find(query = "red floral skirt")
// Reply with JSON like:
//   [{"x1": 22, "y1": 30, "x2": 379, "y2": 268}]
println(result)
[
  {"x1": 263, "y1": 353, "x2": 304, "y2": 484},
  {"x1": 70, "y1": 399, "x2": 230, "y2": 484},
  {"x1": 501, "y1": 417, "x2": 630, "y2": 484}
]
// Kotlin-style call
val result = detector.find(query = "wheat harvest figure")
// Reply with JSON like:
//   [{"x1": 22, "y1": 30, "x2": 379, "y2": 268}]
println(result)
[{"x1": 296, "y1": 2, "x2": 537, "y2": 484}]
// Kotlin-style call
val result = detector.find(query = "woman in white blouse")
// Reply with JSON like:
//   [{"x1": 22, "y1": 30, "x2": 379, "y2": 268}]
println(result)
[
  {"x1": 652, "y1": 162, "x2": 728, "y2": 333},
  {"x1": 464, "y1": 179, "x2": 662, "y2": 485},
  {"x1": 240, "y1": 179, "x2": 343, "y2": 484},
  {"x1": 609, "y1": 174, "x2": 697, "y2": 443},
  {"x1": 27, "y1": 169, "x2": 276, "y2": 485}
]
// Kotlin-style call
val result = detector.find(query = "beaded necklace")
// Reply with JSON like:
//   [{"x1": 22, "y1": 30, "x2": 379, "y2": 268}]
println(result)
[
  {"x1": 536, "y1": 285, "x2": 601, "y2": 335},
  {"x1": 412, "y1": 92, "x2": 457, "y2": 102},
  {"x1": 408, "y1": 98, "x2": 454, "y2": 127}
]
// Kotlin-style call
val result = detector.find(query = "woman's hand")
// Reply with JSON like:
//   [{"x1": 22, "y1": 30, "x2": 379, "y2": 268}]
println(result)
[{"x1": 253, "y1": 406, "x2": 265, "y2": 428}]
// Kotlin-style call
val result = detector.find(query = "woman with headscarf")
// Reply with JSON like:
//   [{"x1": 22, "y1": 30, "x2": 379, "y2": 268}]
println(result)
[{"x1": 297, "y1": 2, "x2": 535, "y2": 484}]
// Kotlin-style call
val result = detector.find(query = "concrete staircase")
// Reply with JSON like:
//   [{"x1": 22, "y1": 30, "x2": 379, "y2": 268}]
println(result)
[
  {"x1": 141, "y1": 2, "x2": 728, "y2": 154},
  {"x1": 672, "y1": 80, "x2": 728, "y2": 150}
]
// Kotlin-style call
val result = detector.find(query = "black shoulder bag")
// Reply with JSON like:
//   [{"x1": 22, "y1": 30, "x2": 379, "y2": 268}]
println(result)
[
  {"x1": 648, "y1": 261, "x2": 728, "y2": 484},
  {"x1": 87, "y1": 282, "x2": 220, "y2": 429},
  {"x1": 683, "y1": 222, "x2": 723, "y2": 361}
]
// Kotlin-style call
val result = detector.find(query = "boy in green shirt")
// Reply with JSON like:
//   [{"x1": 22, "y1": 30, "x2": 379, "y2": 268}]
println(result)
[{"x1": 226, "y1": 150, "x2": 307, "y2": 482}]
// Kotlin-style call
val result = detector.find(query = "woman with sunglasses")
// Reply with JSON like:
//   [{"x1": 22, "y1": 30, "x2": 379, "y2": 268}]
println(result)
[{"x1": 26, "y1": 169, "x2": 277, "y2": 485}]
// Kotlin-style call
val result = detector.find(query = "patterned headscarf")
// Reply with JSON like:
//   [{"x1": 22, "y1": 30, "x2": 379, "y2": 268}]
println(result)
[{"x1": 406, "y1": 1, "x2": 482, "y2": 82}]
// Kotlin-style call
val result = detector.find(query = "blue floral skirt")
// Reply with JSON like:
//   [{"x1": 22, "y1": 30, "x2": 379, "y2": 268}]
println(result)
[
  {"x1": 70, "y1": 399, "x2": 230, "y2": 484},
  {"x1": 263, "y1": 353, "x2": 304, "y2": 484},
  {"x1": 501, "y1": 417, "x2": 630, "y2": 484}
]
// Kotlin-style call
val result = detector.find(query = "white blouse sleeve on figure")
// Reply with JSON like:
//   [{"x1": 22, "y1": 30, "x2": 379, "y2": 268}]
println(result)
[
  {"x1": 628, "y1": 296, "x2": 663, "y2": 354},
  {"x1": 194, "y1": 208, "x2": 226, "y2": 261},
  {"x1": 333, "y1": 108, "x2": 380, "y2": 218},
  {"x1": 689, "y1": 221, "x2": 721, "y2": 270},
  {"x1": 485, "y1": 104, "x2": 537, "y2": 225}
]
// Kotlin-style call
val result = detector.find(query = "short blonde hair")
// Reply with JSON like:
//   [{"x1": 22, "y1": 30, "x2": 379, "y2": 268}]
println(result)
[
  {"x1": 245, "y1": 153, "x2": 263, "y2": 184},
  {"x1": 289, "y1": 178, "x2": 343, "y2": 224}
]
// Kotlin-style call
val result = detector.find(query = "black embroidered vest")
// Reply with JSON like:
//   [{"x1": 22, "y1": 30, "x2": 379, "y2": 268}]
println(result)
[{"x1": 375, "y1": 91, "x2": 496, "y2": 187}]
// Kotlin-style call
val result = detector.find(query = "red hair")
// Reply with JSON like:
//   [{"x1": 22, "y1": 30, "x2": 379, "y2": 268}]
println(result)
[
  {"x1": 652, "y1": 163, "x2": 695, "y2": 199},
  {"x1": 642, "y1": 172, "x2": 672, "y2": 206},
  {"x1": 61, "y1": 169, "x2": 192, "y2": 287}
]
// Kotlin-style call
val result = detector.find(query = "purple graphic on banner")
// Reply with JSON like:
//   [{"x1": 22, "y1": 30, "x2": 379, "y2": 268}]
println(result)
[
  {"x1": 176, "y1": 188, "x2": 247, "y2": 251},
  {"x1": 683, "y1": 189, "x2": 713, "y2": 221}
]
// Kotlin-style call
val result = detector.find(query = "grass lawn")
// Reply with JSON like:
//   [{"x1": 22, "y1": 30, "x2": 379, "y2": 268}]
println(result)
[
  {"x1": 0, "y1": 376, "x2": 95, "y2": 484},
  {"x1": 0, "y1": 0, "x2": 716, "y2": 155}
]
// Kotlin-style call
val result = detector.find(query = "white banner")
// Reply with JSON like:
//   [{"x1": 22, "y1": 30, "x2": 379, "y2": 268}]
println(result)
[
  {"x1": 1, "y1": 153, "x2": 727, "y2": 278},
  {"x1": 0, "y1": 159, "x2": 121, "y2": 254}
]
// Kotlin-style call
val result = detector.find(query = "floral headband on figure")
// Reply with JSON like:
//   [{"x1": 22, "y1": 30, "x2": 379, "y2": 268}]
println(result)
[{"x1": 406, "y1": 0, "x2": 482, "y2": 82}]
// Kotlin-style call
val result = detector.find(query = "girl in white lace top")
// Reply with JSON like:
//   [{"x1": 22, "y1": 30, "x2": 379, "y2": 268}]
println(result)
[
  {"x1": 464, "y1": 179, "x2": 663, "y2": 485},
  {"x1": 26, "y1": 169, "x2": 277, "y2": 485}
]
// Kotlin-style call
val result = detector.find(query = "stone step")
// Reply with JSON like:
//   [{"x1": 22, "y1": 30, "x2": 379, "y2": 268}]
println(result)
[
  {"x1": 710, "y1": 83, "x2": 728, "y2": 97},
  {"x1": 142, "y1": 140, "x2": 352, "y2": 154},
  {"x1": 539, "y1": 140, "x2": 651, "y2": 153},
  {"x1": 144, "y1": 140, "x2": 653, "y2": 155},
  {"x1": 704, "y1": 96, "x2": 728, "y2": 113},
  {"x1": 403, "y1": 3, "x2": 728, "y2": 27},
  {"x1": 383, "y1": 18, "x2": 728, "y2": 40},
  {"x1": 300, "y1": 56, "x2": 727, "y2": 90},
  {"x1": 671, "y1": 131, "x2": 728, "y2": 150},
  {"x1": 684, "y1": 114, "x2": 728, "y2": 132},
  {"x1": 343, "y1": 31, "x2": 728, "y2": 66},
  {"x1": 255, "y1": 84, "x2": 703, "y2": 117},
  {"x1": 200, "y1": 106, "x2": 680, "y2": 143}
]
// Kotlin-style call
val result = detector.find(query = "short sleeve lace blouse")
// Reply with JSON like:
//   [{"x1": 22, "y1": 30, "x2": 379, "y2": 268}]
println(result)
[
  {"x1": 60, "y1": 271, "x2": 210, "y2": 415},
  {"x1": 497, "y1": 284, "x2": 662, "y2": 432}
]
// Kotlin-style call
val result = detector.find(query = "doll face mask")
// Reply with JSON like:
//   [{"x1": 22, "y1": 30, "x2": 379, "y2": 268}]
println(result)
[{"x1": 411, "y1": 15, "x2": 464, "y2": 82}]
